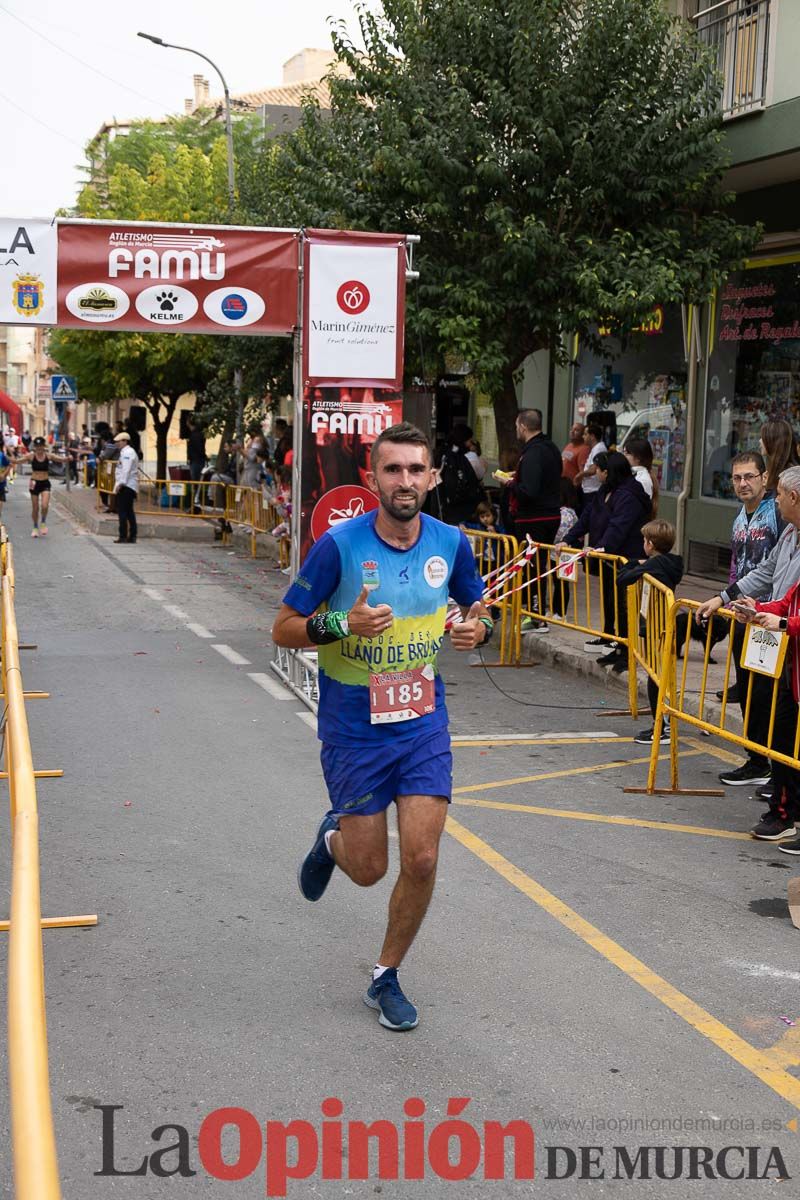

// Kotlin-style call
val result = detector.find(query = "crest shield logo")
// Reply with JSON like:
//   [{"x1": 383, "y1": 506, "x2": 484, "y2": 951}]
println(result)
[{"x1": 12, "y1": 273, "x2": 44, "y2": 318}]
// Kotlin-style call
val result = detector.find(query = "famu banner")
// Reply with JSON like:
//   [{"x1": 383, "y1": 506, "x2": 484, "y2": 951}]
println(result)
[
  {"x1": 0, "y1": 218, "x2": 57, "y2": 324},
  {"x1": 298, "y1": 386, "x2": 404, "y2": 562},
  {"x1": 57, "y1": 220, "x2": 299, "y2": 336},
  {"x1": 303, "y1": 229, "x2": 406, "y2": 390}
]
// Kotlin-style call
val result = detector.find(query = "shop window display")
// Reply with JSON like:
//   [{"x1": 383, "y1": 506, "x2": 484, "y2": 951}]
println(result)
[
  {"x1": 703, "y1": 260, "x2": 800, "y2": 499},
  {"x1": 573, "y1": 304, "x2": 687, "y2": 493}
]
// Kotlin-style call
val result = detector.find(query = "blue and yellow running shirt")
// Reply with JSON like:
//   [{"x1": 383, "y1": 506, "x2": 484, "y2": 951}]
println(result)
[{"x1": 282, "y1": 511, "x2": 484, "y2": 746}]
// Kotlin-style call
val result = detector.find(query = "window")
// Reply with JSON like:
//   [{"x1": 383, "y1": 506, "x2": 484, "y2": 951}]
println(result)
[
  {"x1": 573, "y1": 304, "x2": 688, "y2": 494},
  {"x1": 690, "y1": 0, "x2": 771, "y2": 117},
  {"x1": 702, "y1": 258, "x2": 800, "y2": 498}
]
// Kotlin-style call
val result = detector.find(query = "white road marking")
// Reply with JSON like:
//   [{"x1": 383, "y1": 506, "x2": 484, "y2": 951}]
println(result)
[
  {"x1": 295, "y1": 710, "x2": 318, "y2": 731},
  {"x1": 164, "y1": 604, "x2": 191, "y2": 620},
  {"x1": 186, "y1": 623, "x2": 214, "y2": 639},
  {"x1": 248, "y1": 672, "x2": 293, "y2": 701},
  {"x1": 451, "y1": 731, "x2": 621, "y2": 741},
  {"x1": 729, "y1": 960, "x2": 800, "y2": 983},
  {"x1": 142, "y1": 588, "x2": 164, "y2": 602},
  {"x1": 211, "y1": 643, "x2": 251, "y2": 666}
]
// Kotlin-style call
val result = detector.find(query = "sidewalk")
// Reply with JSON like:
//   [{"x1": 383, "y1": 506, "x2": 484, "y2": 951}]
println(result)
[
  {"x1": 521, "y1": 571, "x2": 744, "y2": 733},
  {"x1": 52, "y1": 481, "x2": 279, "y2": 558}
]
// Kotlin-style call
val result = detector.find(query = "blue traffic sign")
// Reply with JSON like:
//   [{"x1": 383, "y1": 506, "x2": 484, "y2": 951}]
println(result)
[{"x1": 51, "y1": 374, "x2": 77, "y2": 401}]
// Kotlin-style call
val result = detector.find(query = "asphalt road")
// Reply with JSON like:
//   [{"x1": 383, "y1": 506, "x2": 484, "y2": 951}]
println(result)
[{"x1": 1, "y1": 481, "x2": 799, "y2": 1198}]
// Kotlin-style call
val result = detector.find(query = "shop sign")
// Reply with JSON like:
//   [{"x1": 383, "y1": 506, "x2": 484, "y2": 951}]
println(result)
[
  {"x1": 599, "y1": 305, "x2": 664, "y2": 338},
  {"x1": 718, "y1": 279, "x2": 800, "y2": 343},
  {"x1": 57, "y1": 221, "x2": 299, "y2": 336}
]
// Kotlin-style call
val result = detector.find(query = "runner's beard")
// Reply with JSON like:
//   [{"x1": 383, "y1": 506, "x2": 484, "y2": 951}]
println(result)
[{"x1": 380, "y1": 489, "x2": 425, "y2": 521}]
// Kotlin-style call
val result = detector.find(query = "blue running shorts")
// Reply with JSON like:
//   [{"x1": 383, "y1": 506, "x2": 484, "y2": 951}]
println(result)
[{"x1": 320, "y1": 727, "x2": 453, "y2": 816}]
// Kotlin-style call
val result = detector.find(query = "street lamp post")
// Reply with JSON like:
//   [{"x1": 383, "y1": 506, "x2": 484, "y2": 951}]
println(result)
[
  {"x1": 138, "y1": 31, "x2": 244, "y2": 436},
  {"x1": 137, "y1": 32, "x2": 236, "y2": 218}
]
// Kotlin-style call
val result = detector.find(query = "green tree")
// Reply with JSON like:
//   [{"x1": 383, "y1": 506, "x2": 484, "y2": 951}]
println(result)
[
  {"x1": 48, "y1": 328, "x2": 216, "y2": 480},
  {"x1": 267, "y1": 0, "x2": 760, "y2": 458}
]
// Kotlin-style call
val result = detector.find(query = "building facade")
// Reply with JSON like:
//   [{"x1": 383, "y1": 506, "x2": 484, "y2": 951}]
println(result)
[{"x1": 523, "y1": 0, "x2": 800, "y2": 577}]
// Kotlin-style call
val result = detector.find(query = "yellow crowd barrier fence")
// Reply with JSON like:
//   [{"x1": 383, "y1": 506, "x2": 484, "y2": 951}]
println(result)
[
  {"x1": 511, "y1": 540, "x2": 638, "y2": 717},
  {"x1": 629, "y1": 594, "x2": 800, "y2": 797},
  {"x1": 96, "y1": 463, "x2": 287, "y2": 559},
  {"x1": 1, "y1": 530, "x2": 97, "y2": 1198},
  {"x1": 460, "y1": 528, "x2": 521, "y2": 665}
]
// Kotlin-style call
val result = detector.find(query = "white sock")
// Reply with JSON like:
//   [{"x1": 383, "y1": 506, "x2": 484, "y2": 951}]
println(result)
[
  {"x1": 323, "y1": 829, "x2": 336, "y2": 855},
  {"x1": 373, "y1": 963, "x2": 391, "y2": 980}
]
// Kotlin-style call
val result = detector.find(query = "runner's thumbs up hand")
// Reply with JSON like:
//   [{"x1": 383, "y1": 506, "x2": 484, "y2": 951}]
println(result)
[
  {"x1": 348, "y1": 586, "x2": 394, "y2": 639},
  {"x1": 450, "y1": 600, "x2": 487, "y2": 651}
]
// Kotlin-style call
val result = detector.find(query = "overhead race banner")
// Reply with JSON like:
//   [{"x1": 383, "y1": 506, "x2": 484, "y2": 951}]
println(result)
[
  {"x1": 303, "y1": 230, "x2": 406, "y2": 390},
  {"x1": 56, "y1": 221, "x2": 299, "y2": 336},
  {"x1": 0, "y1": 218, "x2": 57, "y2": 324}
]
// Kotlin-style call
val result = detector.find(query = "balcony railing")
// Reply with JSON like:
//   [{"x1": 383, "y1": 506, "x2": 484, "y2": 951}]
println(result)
[{"x1": 691, "y1": 0, "x2": 771, "y2": 118}]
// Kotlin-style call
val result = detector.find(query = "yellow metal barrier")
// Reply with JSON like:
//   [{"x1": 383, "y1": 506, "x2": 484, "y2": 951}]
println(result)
[
  {"x1": 95, "y1": 465, "x2": 289, "y2": 558},
  {"x1": 2, "y1": 531, "x2": 97, "y2": 1199},
  {"x1": 627, "y1": 572, "x2": 675, "y2": 691},
  {"x1": 461, "y1": 528, "x2": 521, "y2": 665},
  {"x1": 629, "y1": 595, "x2": 800, "y2": 796},
  {"x1": 513, "y1": 540, "x2": 638, "y2": 715}
]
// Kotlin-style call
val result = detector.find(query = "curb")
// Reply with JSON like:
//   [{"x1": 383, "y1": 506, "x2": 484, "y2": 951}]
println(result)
[{"x1": 53, "y1": 489, "x2": 280, "y2": 558}]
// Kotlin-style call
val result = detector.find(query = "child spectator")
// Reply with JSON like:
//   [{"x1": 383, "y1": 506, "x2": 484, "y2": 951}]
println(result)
[
  {"x1": 623, "y1": 438, "x2": 659, "y2": 517},
  {"x1": 599, "y1": 519, "x2": 683, "y2": 743},
  {"x1": 462, "y1": 499, "x2": 501, "y2": 571}
]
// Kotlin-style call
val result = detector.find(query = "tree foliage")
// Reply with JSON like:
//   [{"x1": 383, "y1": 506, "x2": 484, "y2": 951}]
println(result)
[{"x1": 266, "y1": 0, "x2": 760, "y2": 451}]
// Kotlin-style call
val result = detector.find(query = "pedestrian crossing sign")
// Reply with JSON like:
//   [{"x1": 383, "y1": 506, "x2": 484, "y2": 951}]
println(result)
[{"x1": 51, "y1": 375, "x2": 77, "y2": 401}]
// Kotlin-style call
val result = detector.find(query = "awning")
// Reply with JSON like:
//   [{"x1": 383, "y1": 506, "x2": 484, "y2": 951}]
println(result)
[{"x1": 0, "y1": 390, "x2": 23, "y2": 435}]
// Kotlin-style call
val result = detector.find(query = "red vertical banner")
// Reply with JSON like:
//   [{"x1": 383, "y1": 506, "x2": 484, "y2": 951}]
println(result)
[
  {"x1": 299, "y1": 387, "x2": 403, "y2": 561},
  {"x1": 303, "y1": 230, "x2": 406, "y2": 389}
]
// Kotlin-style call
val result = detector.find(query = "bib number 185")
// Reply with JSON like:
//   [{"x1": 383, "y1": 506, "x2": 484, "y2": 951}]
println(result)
[{"x1": 369, "y1": 664, "x2": 436, "y2": 724}]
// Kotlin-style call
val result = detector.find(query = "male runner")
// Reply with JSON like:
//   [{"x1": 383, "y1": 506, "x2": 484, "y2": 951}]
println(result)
[{"x1": 272, "y1": 422, "x2": 491, "y2": 1031}]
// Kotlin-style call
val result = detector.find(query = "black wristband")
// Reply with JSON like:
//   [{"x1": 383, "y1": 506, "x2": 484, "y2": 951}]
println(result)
[
  {"x1": 479, "y1": 616, "x2": 494, "y2": 644},
  {"x1": 306, "y1": 613, "x2": 343, "y2": 645}
]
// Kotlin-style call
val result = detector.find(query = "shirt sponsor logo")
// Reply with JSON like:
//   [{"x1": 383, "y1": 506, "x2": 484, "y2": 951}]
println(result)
[
  {"x1": 361, "y1": 559, "x2": 380, "y2": 591},
  {"x1": 423, "y1": 555, "x2": 448, "y2": 589}
]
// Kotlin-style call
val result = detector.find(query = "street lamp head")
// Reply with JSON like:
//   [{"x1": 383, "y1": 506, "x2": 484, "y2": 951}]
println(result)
[{"x1": 137, "y1": 32, "x2": 165, "y2": 45}]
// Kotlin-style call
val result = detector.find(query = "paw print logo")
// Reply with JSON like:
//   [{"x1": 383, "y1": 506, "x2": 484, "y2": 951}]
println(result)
[{"x1": 157, "y1": 291, "x2": 179, "y2": 311}]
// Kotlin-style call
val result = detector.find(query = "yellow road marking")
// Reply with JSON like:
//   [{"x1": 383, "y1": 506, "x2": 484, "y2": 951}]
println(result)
[
  {"x1": 453, "y1": 796, "x2": 751, "y2": 839},
  {"x1": 452, "y1": 749, "x2": 704, "y2": 794},
  {"x1": 445, "y1": 815, "x2": 800, "y2": 1111},
  {"x1": 683, "y1": 735, "x2": 744, "y2": 765},
  {"x1": 452, "y1": 737, "x2": 632, "y2": 748},
  {"x1": 764, "y1": 1025, "x2": 800, "y2": 1070}
]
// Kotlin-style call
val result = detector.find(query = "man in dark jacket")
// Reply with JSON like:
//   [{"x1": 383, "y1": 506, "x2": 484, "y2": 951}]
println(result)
[{"x1": 507, "y1": 409, "x2": 562, "y2": 543}]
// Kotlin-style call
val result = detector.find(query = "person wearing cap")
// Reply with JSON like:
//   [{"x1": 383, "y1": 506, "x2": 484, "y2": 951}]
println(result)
[
  {"x1": 113, "y1": 431, "x2": 140, "y2": 544},
  {"x1": 17, "y1": 436, "x2": 68, "y2": 537}
]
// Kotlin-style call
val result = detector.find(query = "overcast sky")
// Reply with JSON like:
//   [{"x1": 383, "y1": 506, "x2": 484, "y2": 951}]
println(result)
[{"x1": 0, "y1": 0, "x2": 362, "y2": 218}]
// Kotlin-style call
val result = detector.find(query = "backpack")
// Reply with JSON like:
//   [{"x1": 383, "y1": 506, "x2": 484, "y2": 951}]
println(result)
[{"x1": 440, "y1": 449, "x2": 482, "y2": 510}]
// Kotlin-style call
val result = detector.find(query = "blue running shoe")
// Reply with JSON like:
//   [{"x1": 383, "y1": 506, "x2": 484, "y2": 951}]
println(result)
[
  {"x1": 297, "y1": 812, "x2": 339, "y2": 901},
  {"x1": 364, "y1": 968, "x2": 419, "y2": 1030}
]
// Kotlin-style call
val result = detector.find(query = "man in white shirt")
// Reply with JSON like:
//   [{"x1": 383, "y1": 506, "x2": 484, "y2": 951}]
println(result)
[
  {"x1": 574, "y1": 423, "x2": 607, "y2": 505},
  {"x1": 113, "y1": 431, "x2": 139, "y2": 544}
]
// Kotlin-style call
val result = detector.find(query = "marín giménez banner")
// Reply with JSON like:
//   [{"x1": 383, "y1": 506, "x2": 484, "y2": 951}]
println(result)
[
  {"x1": 0, "y1": 219, "x2": 57, "y2": 325},
  {"x1": 57, "y1": 221, "x2": 299, "y2": 336},
  {"x1": 304, "y1": 230, "x2": 406, "y2": 389}
]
